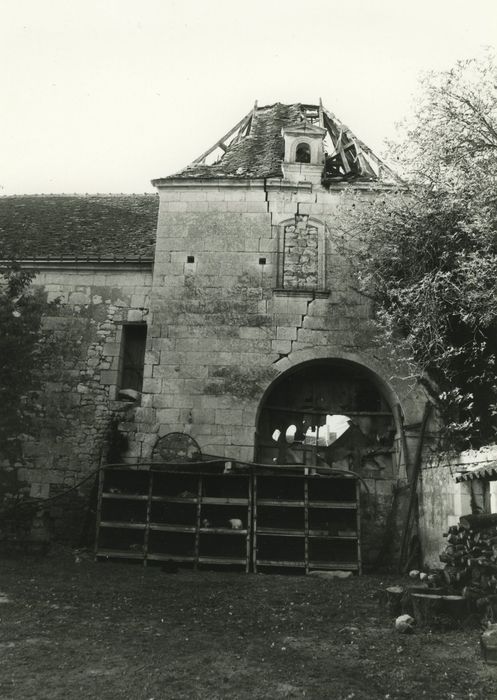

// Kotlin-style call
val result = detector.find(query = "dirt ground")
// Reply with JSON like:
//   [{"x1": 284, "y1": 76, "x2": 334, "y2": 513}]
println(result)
[{"x1": 0, "y1": 552, "x2": 496, "y2": 700}]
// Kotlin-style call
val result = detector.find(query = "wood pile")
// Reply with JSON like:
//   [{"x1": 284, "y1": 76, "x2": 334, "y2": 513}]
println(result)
[
  {"x1": 382, "y1": 513, "x2": 497, "y2": 628},
  {"x1": 438, "y1": 513, "x2": 497, "y2": 622}
]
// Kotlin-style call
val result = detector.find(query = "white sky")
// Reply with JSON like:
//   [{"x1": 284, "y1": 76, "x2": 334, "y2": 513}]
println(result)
[{"x1": 1, "y1": 0, "x2": 496, "y2": 194}]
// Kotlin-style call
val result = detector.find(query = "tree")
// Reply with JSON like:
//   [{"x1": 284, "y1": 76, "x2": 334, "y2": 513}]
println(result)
[
  {"x1": 339, "y1": 52, "x2": 497, "y2": 448},
  {"x1": 0, "y1": 264, "x2": 59, "y2": 463}
]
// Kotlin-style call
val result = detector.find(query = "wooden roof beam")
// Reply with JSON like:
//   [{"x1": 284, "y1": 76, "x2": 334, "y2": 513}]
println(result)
[
  {"x1": 192, "y1": 108, "x2": 254, "y2": 164},
  {"x1": 323, "y1": 107, "x2": 403, "y2": 183}
]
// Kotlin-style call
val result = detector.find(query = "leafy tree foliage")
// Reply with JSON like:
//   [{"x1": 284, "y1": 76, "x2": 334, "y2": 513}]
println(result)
[
  {"x1": 0, "y1": 264, "x2": 59, "y2": 462},
  {"x1": 340, "y1": 53, "x2": 497, "y2": 447}
]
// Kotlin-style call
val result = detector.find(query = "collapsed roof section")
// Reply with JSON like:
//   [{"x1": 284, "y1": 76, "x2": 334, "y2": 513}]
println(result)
[{"x1": 154, "y1": 101, "x2": 401, "y2": 185}]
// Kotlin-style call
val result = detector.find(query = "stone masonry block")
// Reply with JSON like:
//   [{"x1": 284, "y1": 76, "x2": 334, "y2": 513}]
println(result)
[
  {"x1": 286, "y1": 297, "x2": 312, "y2": 315},
  {"x1": 142, "y1": 377, "x2": 163, "y2": 394},
  {"x1": 215, "y1": 409, "x2": 243, "y2": 425},
  {"x1": 226, "y1": 201, "x2": 250, "y2": 212},
  {"x1": 145, "y1": 349, "x2": 160, "y2": 365},
  {"x1": 151, "y1": 394, "x2": 174, "y2": 409},
  {"x1": 200, "y1": 395, "x2": 233, "y2": 410},
  {"x1": 307, "y1": 298, "x2": 329, "y2": 316},
  {"x1": 204, "y1": 190, "x2": 226, "y2": 202},
  {"x1": 272, "y1": 340, "x2": 292, "y2": 354},
  {"x1": 30, "y1": 483, "x2": 50, "y2": 499},
  {"x1": 276, "y1": 326, "x2": 297, "y2": 341},
  {"x1": 258, "y1": 239, "x2": 276, "y2": 253},
  {"x1": 178, "y1": 190, "x2": 207, "y2": 201},
  {"x1": 134, "y1": 407, "x2": 156, "y2": 423},
  {"x1": 229, "y1": 427, "x2": 256, "y2": 445},
  {"x1": 302, "y1": 316, "x2": 329, "y2": 331},
  {"x1": 159, "y1": 190, "x2": 182, "y2": 202},
  {"x1": 239, "y1": 327, "x2": 272, "y2": 340},
  {"x1": 295, "y1": 329, "x2": 329, "y2": 346},
  {"x1": 245, "y1": 190, "x2": 266, "y2": 202},
  {"x1": 246, "y1": 202, "x2": 269, "y2": 213},
  {"x1": 222, "y1": 190, "x2": 247, "y2": 202},
  {"x1": 155, "y1": 408, "x2": 182, "y2": 424},
  {"x1": 297, "y1": 202, "x2": 326, "y2": 215},
  {"x1": 102, "y1": 342, "x2": 121, "y2": 356},
  {"x1": 127, "y1": 309, "x2": 145, "y2": 322},
  {"x1": 161, "y1": 201, "x2": 188, "y2": 213},
  {"x1": 100, "y1": 370, "x2": 118, "y2": 385},
  {"x1": 178, "y1": 364, "x2": 209, "y2": 380},
  {"x1": 186, "y1": 201, "x2": 209, "y2": 212},
  {"x1": 169, "y1": 395, "x2": 196, "y2": 408},
  {"x1": 207, "y1": 201, "x2": 228, "y2": 211}
]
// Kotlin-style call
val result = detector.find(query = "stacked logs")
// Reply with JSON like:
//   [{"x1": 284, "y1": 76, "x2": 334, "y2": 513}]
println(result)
[
  {"x1": 383, "y1": 513, "x2": 497, "y2": 628},
  {"x1": 439, "y1": 513, "x2": 497, "y2": 621}
]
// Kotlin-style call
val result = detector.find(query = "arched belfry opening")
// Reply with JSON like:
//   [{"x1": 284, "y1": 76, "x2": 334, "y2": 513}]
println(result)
[
  {"x1": 255, "y1": 360, "x2": 396, "y2": 471},
  {"x1": 295, "y1": 142, "x2": 311, "y2": 163}
]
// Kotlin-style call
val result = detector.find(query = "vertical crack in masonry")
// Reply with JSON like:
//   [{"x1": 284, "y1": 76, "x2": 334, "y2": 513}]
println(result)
[{"x1": 290, "y1": 294, "x2": 315, "y2": 355}]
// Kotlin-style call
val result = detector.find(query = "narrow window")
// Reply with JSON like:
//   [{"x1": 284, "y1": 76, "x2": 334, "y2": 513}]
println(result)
[
  {"x1": 120, "y1": 323, "x2": 147, "y2": 393},
  {"x1": 295, "y1": 142, "x2": 311, "y2": 163}
]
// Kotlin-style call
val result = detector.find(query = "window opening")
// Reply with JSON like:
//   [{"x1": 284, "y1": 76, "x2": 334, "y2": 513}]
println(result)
[
  {"x1": 295, "y1": 142, "x2": 311, "y2": 163},
  {"x1": 120, "y1": 323, "x2": 147, "y2": 393}
]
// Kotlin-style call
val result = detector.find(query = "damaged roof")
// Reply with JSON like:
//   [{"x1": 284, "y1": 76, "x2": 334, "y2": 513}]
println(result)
[
  {"x1": 164, "y1": 103, "x2": 303, "y2": 180},
  {"x1": 153, "y1": 101, "x2": 400, "y2": 184},
  {"x1": 0, "y1": 194, "x2": 159, "y2": 261}
]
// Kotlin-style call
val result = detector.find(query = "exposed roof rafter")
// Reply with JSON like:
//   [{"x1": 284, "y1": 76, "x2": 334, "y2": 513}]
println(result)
[
  {"x1": 157, "y1": 102, "x2": 402, "y2": 184},
  {"x1": 192, "y1": 102, "x2": 257, "y2": 165}
]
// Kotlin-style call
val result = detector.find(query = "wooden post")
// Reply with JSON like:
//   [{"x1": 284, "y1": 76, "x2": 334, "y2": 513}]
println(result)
[
  {"x1": 394, "y1": 403, "x2": 410, "y2": 480},
  {"x1": 398, "y1": 402, "x2": 432, "y2": 572}
]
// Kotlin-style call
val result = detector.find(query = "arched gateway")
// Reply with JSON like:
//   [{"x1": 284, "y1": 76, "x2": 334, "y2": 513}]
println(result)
[
  {"x1": 255, "y1": 359, "x2": 397, "y2": 473},
  {"x1": 254, "y1": 360, "x2": 402, "y2": 567}
]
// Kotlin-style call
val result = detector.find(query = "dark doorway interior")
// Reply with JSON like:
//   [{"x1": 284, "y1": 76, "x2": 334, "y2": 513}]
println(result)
[{"x1": 255, "y1": 361, "x2": 395, "y2": 470}]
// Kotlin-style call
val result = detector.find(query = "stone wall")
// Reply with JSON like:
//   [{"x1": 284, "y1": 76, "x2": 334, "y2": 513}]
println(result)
[
  {"x1": 419, "y1": 445, "x2": 497, "y2": 567},
  {"x1": 282, "y1": 216, "x2": 319, "y2": 289},
  {"x1": 135, "y1": 178, "x2": 429, "y2": 566},
  {"x1": 0, "y1": 264, "x2": 152, "y2": 546},
  {"x1": 1, "y1": 178, "x2": 432, "y2": 563}
]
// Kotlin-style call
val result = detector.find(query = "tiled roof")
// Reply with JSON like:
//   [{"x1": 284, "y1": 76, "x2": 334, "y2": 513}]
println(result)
[
  {"x1": 0, "y1": 194, "x2": 158, "y2": 260},
  {"x1": 161, "y1": 103, "x2": 304, "y2": 180},
  {"x1": 155, "y1": 101, "x2": 402, "y2": 186}
]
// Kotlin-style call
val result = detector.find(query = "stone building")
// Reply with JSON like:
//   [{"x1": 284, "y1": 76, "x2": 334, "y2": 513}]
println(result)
[{"x1": 0, "y1": 102, "x2": 476, "y2": 565}]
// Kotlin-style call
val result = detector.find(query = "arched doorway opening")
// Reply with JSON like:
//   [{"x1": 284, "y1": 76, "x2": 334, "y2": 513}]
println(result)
[{"x1": 255, "y1": 359, "x2": 396, "y2": 472}]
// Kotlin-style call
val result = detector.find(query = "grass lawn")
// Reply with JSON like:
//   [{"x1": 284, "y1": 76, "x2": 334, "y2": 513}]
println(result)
[{"x1": 0, "y1": 552, "x2": 496, "y2": 699}]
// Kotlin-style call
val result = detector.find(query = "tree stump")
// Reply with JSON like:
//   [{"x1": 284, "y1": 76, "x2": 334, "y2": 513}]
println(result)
[
  {"x1": 411, "y1": 593, "x2": 443, "y2": 625},
  {"x1": 440, "y1": 595, "x2": 468, "y2": 621},
  {"x1": 384, "y1": 586, "x2": 405, "y2": 616},
  {"x1": 411, "y1": 593, "x2": 468, "y2": 627}
]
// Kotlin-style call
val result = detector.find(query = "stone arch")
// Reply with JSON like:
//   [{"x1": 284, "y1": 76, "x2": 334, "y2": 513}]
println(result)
[
  {"x1": 287, "y1": 136, "x2": 321, "y2": 165},
  {"x1": 273, "y1": 349, "x2": 401, "y2": 412},
  {"x1": 295, "y1": 142, "x2": 311, "y2": 163},
  {"x1": 255, "y1": 357, "x2": 401, "y2": 467}
]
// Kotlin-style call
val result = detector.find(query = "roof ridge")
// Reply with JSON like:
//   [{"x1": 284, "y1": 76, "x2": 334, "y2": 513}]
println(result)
[{"x1": 0, "y1": 192, "x2": 158, "y2": 199}]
